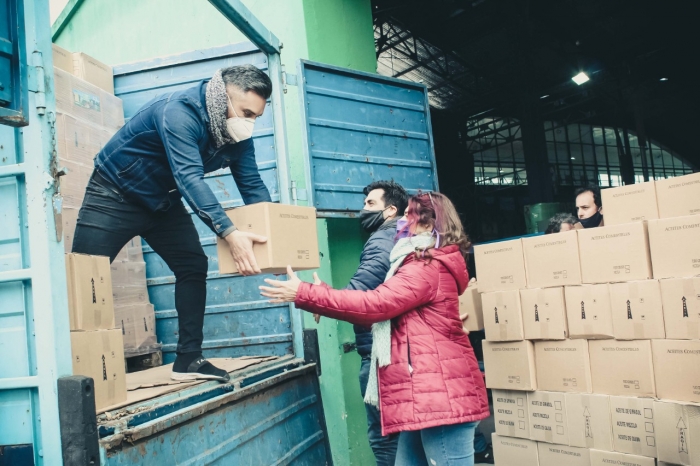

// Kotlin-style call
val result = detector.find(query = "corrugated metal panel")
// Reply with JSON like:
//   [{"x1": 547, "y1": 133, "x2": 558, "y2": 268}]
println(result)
[
  {"x1": 112, "y1": 43, "x2": 292, "y2": 363},
  {"x1": 298, "y1": 60, "x2": 438, "y2": 212}
]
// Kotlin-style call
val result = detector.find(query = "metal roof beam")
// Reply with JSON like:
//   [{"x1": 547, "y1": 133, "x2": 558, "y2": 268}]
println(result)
[{"x1": 207, "y1": 0, "x2": 281, "y2": 54}]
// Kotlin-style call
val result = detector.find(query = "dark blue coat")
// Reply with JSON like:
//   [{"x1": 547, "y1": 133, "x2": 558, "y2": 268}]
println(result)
[{"x1": 348, "y1": 218, "x2": 398, "y2": 357}]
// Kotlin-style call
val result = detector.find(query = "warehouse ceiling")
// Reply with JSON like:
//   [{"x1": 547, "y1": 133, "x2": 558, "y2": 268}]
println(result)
[{"x1": 373, "y1": 0, "x2": 699, "y2": 166}]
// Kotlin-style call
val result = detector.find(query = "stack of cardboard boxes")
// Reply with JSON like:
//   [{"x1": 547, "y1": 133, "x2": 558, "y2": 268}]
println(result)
[
  {"x1": 66, "y1": 253, "x2": 127, "y2": 410},
  {"x1": 53, "y1": 43, "x2": 158, "y2": 356},
  {"x1": 470, "y1": 172, "x2": 700, "y2": 466}
]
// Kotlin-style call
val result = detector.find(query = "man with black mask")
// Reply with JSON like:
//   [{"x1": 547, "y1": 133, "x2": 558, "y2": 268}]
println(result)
[
  {"x1": 575, "y1": 184, "x2": 604, "y2": 229},
  {"x1": 314, "y1": 180, "x2": 408, "y2": 465}
]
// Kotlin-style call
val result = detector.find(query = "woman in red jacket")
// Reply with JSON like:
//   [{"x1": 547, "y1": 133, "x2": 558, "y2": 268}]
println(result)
[{"x1": 260, "y1": 192, "x2": 490, "y2": 466}]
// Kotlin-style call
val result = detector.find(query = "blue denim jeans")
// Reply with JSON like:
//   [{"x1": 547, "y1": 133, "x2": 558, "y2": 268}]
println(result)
[
  {"x1": 395, "y1": 421, "x2": 480, "y2": 466},
  {"x1": 359, "y1": 356, "x2": 399, "y2": 466}
]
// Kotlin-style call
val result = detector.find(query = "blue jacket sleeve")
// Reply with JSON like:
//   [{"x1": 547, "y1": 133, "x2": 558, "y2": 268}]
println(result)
[
  {"x1": 345, "y1": 231, "x2": 394, "y2": 292},
  {"x1": 156, "y1": 99, "x2": 234, "y2": 237},
  {"x1": 227, "y1": 138, "x2": 272, "y2": 205}
]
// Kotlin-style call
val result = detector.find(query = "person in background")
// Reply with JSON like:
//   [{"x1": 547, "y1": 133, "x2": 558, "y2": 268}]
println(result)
[
  {"x1": 261, "y1": 192, "x2": 490, "y2": 466},
  {"x1": 316, "y1": 180, "x2": 407, "y2": 465},
  {"x1": 574, "y1": 185, "x2": 604, "y2": 228},
  {"x1": 544, "y1": 213, "x2": 578, "y2": 234}
]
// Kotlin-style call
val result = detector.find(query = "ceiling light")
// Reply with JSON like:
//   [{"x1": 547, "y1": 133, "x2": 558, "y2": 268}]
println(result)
[
  {"x1": 571, "y1": 157, "x2": 576, "y2": 160},
  {"x1": 660, "y1": 77, "x2": 668, "y2": 81},
  {"x1": 572, "y1": 72, "x2": 590, "y2": 85},
  {"x1": 540, "y1": 95, "x2": 549, "y2": 99}
]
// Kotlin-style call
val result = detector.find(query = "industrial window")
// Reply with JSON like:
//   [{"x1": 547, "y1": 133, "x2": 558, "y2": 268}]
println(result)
[{"x1": 467, "y1": 119, "x2": 694, "y2": 186}]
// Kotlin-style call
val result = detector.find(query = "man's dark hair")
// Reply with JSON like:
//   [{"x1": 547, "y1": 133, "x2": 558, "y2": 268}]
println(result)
[
  {"x1": 221, "y1": 64, "x2": 273, "y2": 100},
  {"x1": 575, "y1": 184, "x2": 602, "y2": 209},
  {"x1": 363, "y1": 180, "x2": 409, "y2": 215},
  {"x1": 544, "y1": 213, "x2": 578, "y2": 234}
]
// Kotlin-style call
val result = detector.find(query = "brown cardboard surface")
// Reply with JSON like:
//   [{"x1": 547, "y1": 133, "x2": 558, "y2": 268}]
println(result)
[
  {"x1": 651, "y1": 339, "x2": 700, "y2": 404},
  {"x1": 564, "y1": 284, "x2": 615, "y2": 339},
  {"x1": 52, "y1": 43, "x2": 73, "y2": 73},
  {"x1": 491, "y1": 434, "x2": 539, "y2": 466},
  {"x1": 527, "y1": 391, "x2": 569, "y2": 445},
  {"x1": 482, "y1": 290, "x2": 524, "y2": 341},
  {"x1": 655, "y1": 172, "x2": 700, "y2": 219},
  {"x1": 217, "y1": 203, "x2": 319, "y2": 274},
  {"x1": 577, "y1": 222, "x2": 653, "y2": 284},
  {"x1": 589, "y1": 449, "x2": 656, "y2": 466},
  {"x1": 609, "y1": 395, "x2": 657, "y2": 458},
  {"x1": 536, "y1": 442, "x2": 589, "y2": 466},
  {"x1": 72, "y1": 52, "x2": 114, "y2": 94},
  {"x1": 63, "y1": 207, "x2": 79, "y2": 253},
  {"x1": 114, "y1": 303, "x2": 156, "y2": 351},
  {"x1": 534, "y1": 339, "x2": 592, "y2": 393},
  {"x1": 473, "y1": 239, "x2": 527, "y2": 292},
  {"x1": 609, "y1": 280, "x2": 665, "y2": 340},
  {"x1": 522, "y1": 231, "x2": 582, "y2": 288},
  {"x1": 65, "y1": 253, "x2": 115, "y2": 330},
  {"x1": 482, "y1": 340, "x2": 537, "y2": 391},
  {"x1": 653, "y1": 400, "x2": 700, "y2": 466},
  {"x1": 492, "y1": 389, "x2": 530, "y2": 439},
  {"x1": 648, "y1": 215, "x2": 700, "y2": 280},
  {"x1": 565, "y1": 393, "x2": 613, "y2": 451},
  {"x1": 520, "y1": 287, "x2": 568, "y2": 340},
  {"x1": 602, "y1": 181, "x2": 660, "y2": 226},
  {"x1": 71, "y1": 329, "x2": 126, "y2": 410},
  {"x1": 459, "y1": 280, "x2": 484, "y2": 332},
  {"x1": 659, "y1": 278, "x2": 700, "y2": 339},
  {"x1": 589, "y1": 339, "x2": 656, "y2": 397}
]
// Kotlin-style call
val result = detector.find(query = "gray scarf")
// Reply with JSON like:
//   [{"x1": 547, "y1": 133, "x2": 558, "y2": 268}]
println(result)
[{"x1": 205, "y1": 70, "x2": 233, "y2": 148}]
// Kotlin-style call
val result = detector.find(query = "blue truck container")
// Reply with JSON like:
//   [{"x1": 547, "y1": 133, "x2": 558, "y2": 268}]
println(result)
[{"x1": 0, "y1": 1, "x2": 439, "y2": 464}]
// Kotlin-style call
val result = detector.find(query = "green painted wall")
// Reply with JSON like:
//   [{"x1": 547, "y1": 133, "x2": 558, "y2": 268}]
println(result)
[{"x1": 54, "y1": 1, "x2": 376, "y2": 464}]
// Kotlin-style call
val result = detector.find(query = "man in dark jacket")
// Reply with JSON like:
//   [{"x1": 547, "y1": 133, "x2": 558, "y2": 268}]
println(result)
[
  {"x1": 339, "y1": 180, "x2": 408, "y2": 465},
  {"x1": 71, "y1": 65, "x2": 272, "y2": 382}
]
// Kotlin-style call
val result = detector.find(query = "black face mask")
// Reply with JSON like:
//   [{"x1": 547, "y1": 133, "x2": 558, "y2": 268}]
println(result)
[
  {"x1": 360, "y1": 207, "x2": 390, "y2": 232},
  {"x1": 579, "y1": 210, "x2": 603, "y2": 229}
]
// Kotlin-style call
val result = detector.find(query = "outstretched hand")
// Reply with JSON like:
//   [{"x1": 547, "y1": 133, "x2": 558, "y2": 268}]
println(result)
[{"x1": 260, "y1": 265, "x2": 302, "y2": 303}]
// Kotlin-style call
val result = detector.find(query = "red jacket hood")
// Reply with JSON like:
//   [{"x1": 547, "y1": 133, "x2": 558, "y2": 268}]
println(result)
[{"x1": 404, "y1": 244, "x2": 469, "y2": 294}]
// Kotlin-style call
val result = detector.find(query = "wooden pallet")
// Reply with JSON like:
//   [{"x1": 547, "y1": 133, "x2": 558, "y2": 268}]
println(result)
[{"x1": 125, "y1": 344, "x2": 162, "y2": 373}]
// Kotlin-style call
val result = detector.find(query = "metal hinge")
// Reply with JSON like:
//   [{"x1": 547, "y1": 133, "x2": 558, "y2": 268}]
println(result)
[
  {"x1": 281, "y1": 70, "x2": 298, "y2": 94},
  {"x1": 27, "y1": 51, "x2": 46, "y2": 115}
]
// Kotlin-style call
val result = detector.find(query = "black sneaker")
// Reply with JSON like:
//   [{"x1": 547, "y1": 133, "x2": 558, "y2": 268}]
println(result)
[
  {"x1": 171, "y1": 355, "x2": 230, "y2": 382},
  {"x1": 474, "y1": 444, "x2": 495, "y2": 464}
]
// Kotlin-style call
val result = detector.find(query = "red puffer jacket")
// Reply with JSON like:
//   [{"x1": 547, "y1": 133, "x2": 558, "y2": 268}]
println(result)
[{"x1": 295, "y1": 244, "x2": 490, "y2": 435}]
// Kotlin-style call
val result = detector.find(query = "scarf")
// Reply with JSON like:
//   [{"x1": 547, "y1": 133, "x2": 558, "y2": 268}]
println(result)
[
  {"x1": 205, "y1": 69, "x2": 233, "y2": 148},
  {"x1": 364, "y1": 232, "x2": 436, "y2": 407}
]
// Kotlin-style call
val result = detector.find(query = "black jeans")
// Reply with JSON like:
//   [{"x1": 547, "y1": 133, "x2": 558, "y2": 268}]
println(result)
[
  {"x1": 72, "y1": 171, "x2": 208, "y2": 354},
  {"x1": 359, "y1": 356, "x2": 399, "y2": 465}
]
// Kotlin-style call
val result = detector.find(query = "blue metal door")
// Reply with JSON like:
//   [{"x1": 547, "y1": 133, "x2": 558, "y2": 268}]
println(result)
[
  {"x1": 0, "y1": 0, "x2": 73, "y2": 464},
  {"x1": 112, "y1": 43, "x2": 298, "y2": 364},
  {"x1": 297, "y1": 60, "x2": 439, "y2": 212}
]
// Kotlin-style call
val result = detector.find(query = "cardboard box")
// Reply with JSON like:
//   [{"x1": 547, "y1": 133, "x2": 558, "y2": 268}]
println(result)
[
  {"x1": 65, "y1": 253, "x2": 115, "y2": 331},
  {"x1": 654, "y1": 400, "x2": 700, "y2": 466},
  {"x1": 72, "y1": 52, "x2": 114, "y2": 94},
  {"x1": 589, "y1": 449, "x2": 655, "y2": 466},
  {"x1": 492, "y1": 389, "x2": 530, "y2": 438},
  {"x1": 577, "y1": 222, "x2": 653, "y2": 284},
  {"x1": 520, "y1": 287, "x2": 568, "y2": 340},
  {"x1": 534, "y1": 339, "x2": 592, "y2": 393},
  {"x1": 602, "y1": 181, "x2": 660, "y2": 226},
  {"x1": 115, "y1": 303, "x2": 157, "y2": 351},
  {"x1": 459, "y1": 280, "x2": 484, "y2": 332},
  {"x1": 651, "y1": 339, "x2": 700, "y2": 404},
  {"x1": 565, "y1": 393, "x2": 613, "y2": 450},
  {"x1": 216, "y1": 203, "x2": 319, "y2": 275},
  {"x1": 536, "y1": 443, "x2": 589, "y2": 466},
  {"x1": 609, "y1": 395, "x2": 657, "y2": 458},
  {"x1": 482, "y1": 340, "x2": 537, "y2": 391},
  {"x1": 564, "y1": 284, "x2": 615, "y2": 339},
  {"x1": 62, "y1": 206, "x2": 79, "y2": 253},
  {"x1": 491, "y1": 434, "x2": 539, "y2": 466},
  {"x1": 473, "y1": 239, "x2": 527, "y2": 292},
  {"x1": 52, "y1": 43, "x2": 73, "y2": 73},
  {"x1": 527, "y1": 391, "x2": 569, "y2": 445},
  {"x1": 655, "y1": 172, "x2": 700, "y2": 219},
  {"x1": 609, "y1": 280, "x2": 665, "y2": 340},
  {"x1": 70, "y1": 329, "x2": 127, "y2": 410},
  {"x1": 659, "y1": 278, "x2": 700, "y2": 339},
  {"x1": 588, "y1": 339, "x2": 656, "y2": 397},
  {"x1": 648, "y1": 215, "x2": 700, "y2": 279},
  {"x1": 482, "y1": 290, "x2": 524, "y2": 342},
  {"x1": 522, "y1": 231, "x2": 582, "y2": 288}
]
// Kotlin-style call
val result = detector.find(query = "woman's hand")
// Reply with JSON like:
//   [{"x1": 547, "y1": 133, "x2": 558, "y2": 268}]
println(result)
[{"x1": 260, "y1": 265, "x2": 302, "y2": 303}]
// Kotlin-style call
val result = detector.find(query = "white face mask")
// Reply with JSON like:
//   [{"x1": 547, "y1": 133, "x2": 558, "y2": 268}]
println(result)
[{"x1": 226, "y1": 95, "x2": 255, "y2": 143}]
